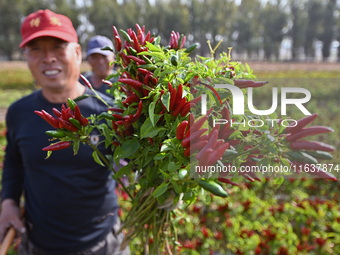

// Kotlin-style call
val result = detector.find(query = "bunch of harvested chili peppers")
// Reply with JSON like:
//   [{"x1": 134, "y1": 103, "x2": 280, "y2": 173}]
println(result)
[{"x1": 36, "y1": 24, "x2": 337, "y2": 254}]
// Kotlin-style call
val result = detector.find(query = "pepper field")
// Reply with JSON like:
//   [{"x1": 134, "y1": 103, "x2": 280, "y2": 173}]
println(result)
[{"x1": 0, "y1": 61, "x2": 339, "y2": 254}]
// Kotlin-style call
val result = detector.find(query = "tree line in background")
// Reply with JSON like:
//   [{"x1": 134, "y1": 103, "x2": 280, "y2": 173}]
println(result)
[{"x1": 0, "y1": 0, "x2": 340, "y2": 62}]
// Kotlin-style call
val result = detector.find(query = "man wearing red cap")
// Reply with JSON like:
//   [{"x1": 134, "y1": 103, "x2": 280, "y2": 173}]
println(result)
[{"x1": 0, "y1": 9, "x2": 129, "y2": 255}]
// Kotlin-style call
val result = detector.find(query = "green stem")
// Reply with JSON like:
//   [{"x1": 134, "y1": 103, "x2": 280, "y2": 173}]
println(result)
[{"x1": 87, "y1": 140, "x2": 133, "y2": 199}]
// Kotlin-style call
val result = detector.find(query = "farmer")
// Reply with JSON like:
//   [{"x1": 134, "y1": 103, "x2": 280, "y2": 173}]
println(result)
[
  {"x1": 0, "y1": 9, "x2": 129, "y2": 255},
  {"x1": 81, "y1": 35, "x2": 117, "y2": 97}
]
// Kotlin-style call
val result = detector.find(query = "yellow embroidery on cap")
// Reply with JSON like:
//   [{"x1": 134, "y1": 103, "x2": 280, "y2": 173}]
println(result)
[
  {"x1": 50, "y1": 17, "x2": 61, "y2": 26},
  {"x1": 30, "y1": 18, "x2": 41, "y2": 27}
]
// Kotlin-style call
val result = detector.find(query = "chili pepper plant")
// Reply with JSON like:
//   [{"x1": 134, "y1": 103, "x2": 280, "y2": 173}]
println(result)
[{"x1": 35, "y1": 25, "x2": 337, "y2": 253}]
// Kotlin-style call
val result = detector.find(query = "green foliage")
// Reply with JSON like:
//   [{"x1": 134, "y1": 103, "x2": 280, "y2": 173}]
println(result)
[
  {"x1": 119, "y1": 178, "x2": 340, "y2": 254},
  {"x1": 0, "y1": 70, "x2": 33, "y2": 90},
  {"x1": 1, "y1": 0, "x2": 340, "y2": 61},
  {"x1": 172, "y1": 179, "x2": 340, "y2": 254}
]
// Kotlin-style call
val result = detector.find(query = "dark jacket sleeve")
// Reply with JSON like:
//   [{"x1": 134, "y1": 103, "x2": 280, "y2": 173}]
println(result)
[{"x1": 1, "y1": 107, "x2": 24, "y2": 204}]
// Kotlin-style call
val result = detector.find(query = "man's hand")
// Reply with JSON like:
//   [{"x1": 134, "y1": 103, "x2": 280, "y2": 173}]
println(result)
[{"x1": 0, "y1": 199, "x2": 25, "y2": 242}]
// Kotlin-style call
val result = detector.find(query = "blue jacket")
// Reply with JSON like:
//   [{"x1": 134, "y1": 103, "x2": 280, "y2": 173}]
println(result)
[{"x1": 1, "y1": 88, "x2": 118, "y2": 254}]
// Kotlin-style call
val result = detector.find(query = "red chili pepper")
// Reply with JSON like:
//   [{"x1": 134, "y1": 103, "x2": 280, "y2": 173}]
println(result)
[
  {"x1": 130, "y1": 30, "x2": 142, "y2": 52},
  {"x1": 151, "y1": 77, "x2": 158, "y2": 86},
  {"x1": 112, "y1": 26, "x2": 122, "y2": 52},
  {"x1": 41, "y1": 110, "x2": 60, "y2": 129},
  {"x1": 169, "y1": 87, "x2": 177, "y2": 111},
  {"x1": 52, "y1": 108, "x2": 62, "y2": 118},
  {"x1": 175, "y1": 84, "x2": 183, "y2": 103},
  {"x1": 218, "y1": 178, "x2": 239, "y2": 186},
  {"x1": 300, "y1": 165, "x2": 337, "y2": 180},
  {"x1": 58, "y1": 118, "x2": 79, "y2": 132},
  {"x1": 181, "y1": 128, "x2": 208, "y2": 148},
  {"x1": 179, "y1": 34, "x2": 186, "y2": 49},
  {"x1": 112, "y1": 141, "x2": 120, "y2": 147},
  {"x1": 167, "y1": 82, "x2": 173, "y2": 91},
  {"x1": 290, "y1": 141, "x2": 335, "y2": 152},
  {"x1": 42, "y1": 141, "x2": 71, "y2": 151},
  {"x1": 126, "y1": 55, "x2": 146, "y2": 65},
  {"x1": 137, "y1": 68, "x2": 153, "y2": 76},
  {"x1": 189, "y1": 115, "x2": 208, "y2": 135},
  {"x1": 122, "y1": 93, "x2": 140, "y2": 106},
  {"x1": 241, "y1": 169, "x2": 261, "y2": 182},
  {"x1": 196, "y1": 128, "x2": 219, "y2": 160},
  {"x1": 34, "y1": 110, "x2": 59, "y2": 129},
  {"x1": 176, "y1": 121, "x2": 189, "y2": 140},
  {"x1": 227, "y1": 139, "x2": 241, "y2": 146},
  {"x1": 220, "y1": 129, "x2": 235, "y2": 140},
  {"x1": 169, "y1": 31, "x2": 179, "y2": 49},
  {"x1": 285, "y1": 113, "x2": 318, "y2": 134},
  {"x1": 118, "y1": 78, "x2": 143, "y2": 89},
  {"x1": 135, "y1": 24, "x2": 145, "y2": 45},
  {"x1": 61, "y1": 108, "x2": 72, "y2": 121},
  {"x1": 144, "y1": 31, "x2": 151, "y2": 42},
  {"x1": 172, "y1": 97, "x2": 187, "y2": 116},
  {"x1": 101, "y1": 79, "x2": 112, "y2": 86},
  {"x1": 118, "y1": 52, "x2": 130, "y2": 67},
  {"x1": 72, "y1": 106, "x2": 88, "y2": 126},
  {"x1": 112, "y1": 26, "x2": 119, "y2": 38},
  {"x1": 112, "y1": 120, "x2": 119, "y2": 131},
  {"x1": 73, "y1": 105, "x2": 82, "y2": 122},
  {"x1": 206, "y1": 142, "x2": 229, "y2": 166},
  {"x1": 184, "y1": 114, "x2": 195, "y2": 139},
  {"x1": 234, "y1": 79, "x2": 269, "y2": 88},
  {"x1": 80, "y1": 117, "x2": 89, "y2": 126},
  {"x1": 200, "y1": 83, "x2": 222, "y2": 105},
  {"x1": 183, "y1": 147, "x2": 191, "y2": 157},
  {"x1": 286, "y1": 126, "x2": 334, "y2": 142},
  {"x1": 143, "y1": 73, "x2": 152, "y2": 86},
  {"x1": 188, "y1": 95, "x2": 202, "y2": 106},
  {"x1": 107, "y1": 107, "x2": 124, "y2": 113},
  {"x1": 197, "y1": 148, "x2": 214, "y2": 166},
  {"x1": 180, "y1": 102, "x2": 190, "y2": 117},
  {"x1": 129, "y1": 101, "x2": 143, "y2": 123},
  {"x1": 221, "y1": 105, "x2": 231, "y2": 124},
  {"x1": 169, "y1": 32, "x2": 175, "y2": 49},
  {"x1": 79, "y1": 74, "x2": 93, "y2": 89},
  {"x1": 187, "y1": 140, "x2": 209, "y2": 155}
]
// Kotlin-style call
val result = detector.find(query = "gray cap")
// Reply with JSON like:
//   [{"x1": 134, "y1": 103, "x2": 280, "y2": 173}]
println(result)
[{"x1": 86, "y1": 35, "x2": 114, "y2": 58}]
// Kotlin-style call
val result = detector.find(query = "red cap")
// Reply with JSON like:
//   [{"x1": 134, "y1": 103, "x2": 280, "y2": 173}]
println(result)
[{"x1": 20, "y1": 9, "x2": 78, "y2": 48}]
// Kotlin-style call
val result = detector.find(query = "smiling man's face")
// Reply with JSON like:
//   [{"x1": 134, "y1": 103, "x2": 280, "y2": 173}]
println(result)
[{"x1": 24, "y1": 36, "x2": 82, "y2": 91}]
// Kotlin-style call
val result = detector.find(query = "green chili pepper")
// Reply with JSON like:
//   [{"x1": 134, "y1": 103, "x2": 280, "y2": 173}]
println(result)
[
  {"x1": 74, "y1": 94, "x2": 90, "y2": 102},
  {"x1": 184, "y1": 43, "x2": 198, "y2": 53},
  {"x1": 69, "y1": 117, "x2": 82, "y2": 129},
  {"x1": 67, "y1": 98, "x2": 77, "y2": 111},
  {"x1": 286, "y1": 151, "x2": 318, "y2": 164},
  {"x1": 119, "y1": 29, "x2": 133, "y2": 43},
  {"x1": 128, "y1": 46, "x2": 138, "y2": 56},
  {"x1": 171, "y1": 55, "x2": 178, "y2": 66},
  {"x1": 99, "y1": 112, "x2": 116, "y2": 121},
  {"x1": 304, "y1": 150, "x2": 333, "y2": 160},
  {"x1": 224, "y1": 149, "x2": 238, "y2": 157},
  {"x1": 198, "y1": 179, "x2": 228, "y2": 197},
  {"x1": 141, "y1": 55, "x2": 153, "y2": 65},
  {"x1": 45, "y1": 130, "x2": 67, "y2": 138}
]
